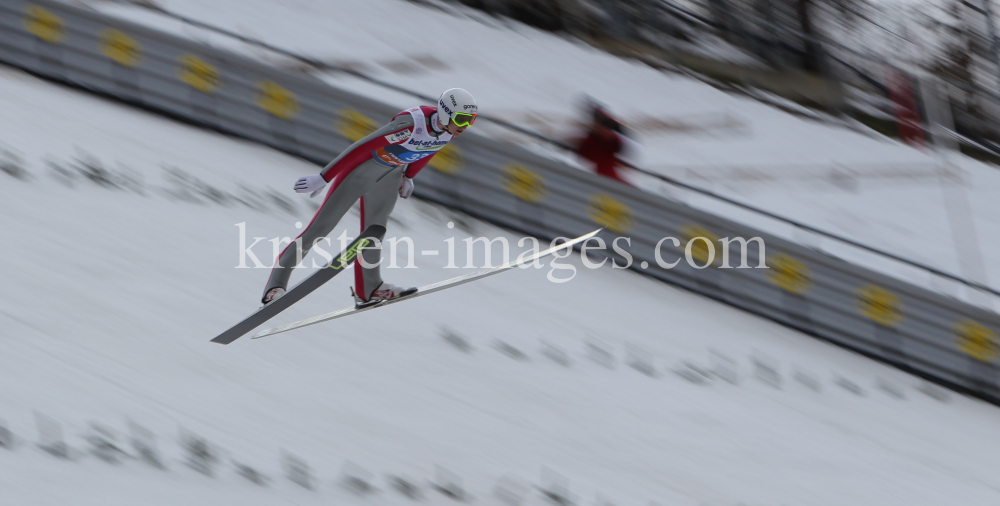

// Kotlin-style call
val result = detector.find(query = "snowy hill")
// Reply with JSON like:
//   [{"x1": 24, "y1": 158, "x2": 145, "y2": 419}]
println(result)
[
  {"x1": 88, "y1": 0, "x2": 1000, "y2": 297},
  {"x1": 2, "y1": 55, "x2": 1000, "y2": 505}
]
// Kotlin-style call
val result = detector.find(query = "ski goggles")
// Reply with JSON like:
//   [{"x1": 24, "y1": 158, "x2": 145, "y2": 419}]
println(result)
[{"x1": 451, "y1": 112, "x2": 477, "y2": 127}]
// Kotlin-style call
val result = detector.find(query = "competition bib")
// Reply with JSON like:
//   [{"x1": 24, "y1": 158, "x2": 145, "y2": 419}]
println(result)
[{"x1": 373, "y1": 107, "x2": 453, "y2": 166}]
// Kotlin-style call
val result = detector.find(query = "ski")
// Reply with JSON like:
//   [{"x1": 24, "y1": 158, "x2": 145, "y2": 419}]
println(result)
[
  {"x1": 210, "y1": 225, "x2": 387, "y2": 344},
  {"x1": 252, "y1": 228, "x2": 603, "y2": 339}
]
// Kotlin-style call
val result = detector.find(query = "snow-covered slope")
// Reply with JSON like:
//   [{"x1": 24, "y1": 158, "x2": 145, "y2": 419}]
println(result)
[
  {"x1": 92, "y1": 0, "x2": 928, "y2": 171},
  {"x1": 87, "y1": 0, "x2": 1000, "y2": 297},
  {"x1": 2, "y1": 60, "x2": 1000, "y2": 505}
]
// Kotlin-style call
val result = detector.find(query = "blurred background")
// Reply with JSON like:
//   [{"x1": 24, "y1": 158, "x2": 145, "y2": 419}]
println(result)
[{"x1": 2, "y1": 0, "x2": 1000, "y2": 504}]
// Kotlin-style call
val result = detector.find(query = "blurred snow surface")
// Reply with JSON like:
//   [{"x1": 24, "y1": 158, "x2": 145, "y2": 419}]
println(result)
[{"x1": 2, "y1": 53, "x2": 1000, "y2": 506}]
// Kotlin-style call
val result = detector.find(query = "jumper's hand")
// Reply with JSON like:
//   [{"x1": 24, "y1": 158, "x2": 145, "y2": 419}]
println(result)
[
  {"x1": 399, "y1": 176, "x2": 414, "y2": 199},
  {"x1": 294, "y1": 174, "x2": 327, "y2": 198}
]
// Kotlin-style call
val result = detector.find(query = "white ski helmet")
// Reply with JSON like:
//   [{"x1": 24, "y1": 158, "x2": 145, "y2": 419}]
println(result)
[{"x1": 437, "y1": 88, "x2": 478, "y2": 127}]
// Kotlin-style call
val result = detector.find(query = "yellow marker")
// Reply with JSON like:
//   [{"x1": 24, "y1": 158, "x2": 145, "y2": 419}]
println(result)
[
  {"x1": 23, "y1": 6, "x2": 65, "y2": 44},
  {"x1": 954, "y1": 319, "x2": 999, "y2": 362},
  {"x1": 255, "y1": 81, "x2": 299, "y2": 120},
  {"x1": 588, "y1": 194, "x2": 633, "y2": 234},
  {"x1": 767, "y1": 253, "x2": 812, "y2": 294},
  {"x1": 502, "y1": 163, "x2": 546, "y2": 203},
  {"x1": 679, "y1": 225, "x2": 720, "y2": 266},
  {"x1": 856, "y1": 284, "x2": 903, "y2": 327},
  {"x1": 100, "y1": 29, "x2": 141, "y2": 67},
  {"x1": 177, "y1": 54, "x2": 221, "y2": 93},
  {"x1": 336, "y1": 109, "x2": 378, "y2": 142},
  {"x1": 429, "y1": 144, "x2": 463, "y2": 175}
]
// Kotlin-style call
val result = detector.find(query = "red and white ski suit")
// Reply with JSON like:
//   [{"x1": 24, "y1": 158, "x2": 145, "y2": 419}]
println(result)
[{"x1": 264, "y1": 106, "x2": 452, "y2": 300}]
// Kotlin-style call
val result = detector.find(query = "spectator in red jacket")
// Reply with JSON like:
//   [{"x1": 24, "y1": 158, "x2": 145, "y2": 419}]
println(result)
[{"x1": 574, "y1": 100, "x2": 635, "y2": 185}]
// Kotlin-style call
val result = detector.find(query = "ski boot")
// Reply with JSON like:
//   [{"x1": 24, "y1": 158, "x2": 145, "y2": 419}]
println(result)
[
  {"x1": 351, "y1": 282, "x2": 417, "y2": 308},
  {"x1": 262, "y1": 287, "x2": 286, "y2": 305}
]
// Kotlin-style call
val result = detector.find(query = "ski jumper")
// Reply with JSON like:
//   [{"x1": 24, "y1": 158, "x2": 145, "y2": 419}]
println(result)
[{"x1": 264, "y1": 106, "x2": 453, "y2": 300}]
